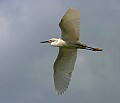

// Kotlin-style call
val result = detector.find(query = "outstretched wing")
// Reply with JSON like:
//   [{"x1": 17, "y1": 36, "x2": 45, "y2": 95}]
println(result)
[
  {"x1": 53, "y1": 47, "x2": 77, "y2": 95},
  {"x1": 59, "y1": 8, "x2": 80, "y2": 41}
]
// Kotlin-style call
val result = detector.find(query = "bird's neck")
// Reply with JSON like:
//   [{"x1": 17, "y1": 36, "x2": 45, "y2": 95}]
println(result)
[{"x1": 51, "y1": 38, "x2": 66, "y2": 47}]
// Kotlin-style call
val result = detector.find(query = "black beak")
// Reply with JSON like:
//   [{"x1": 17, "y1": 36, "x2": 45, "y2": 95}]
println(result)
[{"x1": 40, "y1": 41, "x2": 49, "y2": 43}]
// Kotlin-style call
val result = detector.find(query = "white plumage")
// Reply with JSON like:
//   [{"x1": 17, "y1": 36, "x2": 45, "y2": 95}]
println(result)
[
  {"x1": 59, "y1": 8, "x2": 80, "y2": 41},
  {"x1": 40, "y1": 8, "x2": 102, "y2": 95},
  {"x1": 54, "y1": 48, "x2": 77, "y2": 95}
]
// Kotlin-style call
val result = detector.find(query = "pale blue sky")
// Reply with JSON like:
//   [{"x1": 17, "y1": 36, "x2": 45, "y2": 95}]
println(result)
[{"x1": 0, "y1": 0, "x2": 120, "y2": 103}]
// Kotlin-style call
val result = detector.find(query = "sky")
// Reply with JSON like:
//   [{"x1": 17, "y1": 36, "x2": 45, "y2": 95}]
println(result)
[{"x1": 0, "y1": 0, "x2": 120, "y2": 103}]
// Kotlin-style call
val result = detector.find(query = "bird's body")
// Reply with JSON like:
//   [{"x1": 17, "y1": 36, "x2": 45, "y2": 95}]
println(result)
[{"x1": 40, "y1": 8, "x2": 102, "y2": 95}]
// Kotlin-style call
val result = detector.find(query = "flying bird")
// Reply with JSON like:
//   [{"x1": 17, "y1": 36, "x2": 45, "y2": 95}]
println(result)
[{"x1": 40, "y1": 8, "x2": 102, "y2": 95}]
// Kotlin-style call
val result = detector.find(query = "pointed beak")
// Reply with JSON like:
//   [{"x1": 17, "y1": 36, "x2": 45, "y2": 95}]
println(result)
[
  {"x1": 40, "y1": 40, "x2": 52, "y2": 43},
  {"x1": 40, "y1": 40, "x2": 49, "y2": 43}
]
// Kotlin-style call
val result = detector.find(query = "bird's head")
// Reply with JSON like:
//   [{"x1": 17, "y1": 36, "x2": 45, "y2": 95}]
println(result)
[{"x1": 40, "y1": 38, "x2": 58, "y2": 44}]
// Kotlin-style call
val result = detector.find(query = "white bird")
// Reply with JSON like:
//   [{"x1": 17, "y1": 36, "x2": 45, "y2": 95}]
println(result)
[{"x1": 40, "y1": 8, "x2": 102, "y2": 95}]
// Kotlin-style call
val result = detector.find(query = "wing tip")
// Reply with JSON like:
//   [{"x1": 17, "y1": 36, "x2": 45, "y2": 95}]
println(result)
[
  {"x1": 54, "y1": 77, "x2": 71, "y2": 95},
  {"x1": 68, "y1": 7, "x2": 79, "y2": 13},
  {"x1": 55, "y1": 87, "x2": 67, "y2": 95},
  {"x1": 68, "y1": 7, "x2": 76, "y2": 10}
]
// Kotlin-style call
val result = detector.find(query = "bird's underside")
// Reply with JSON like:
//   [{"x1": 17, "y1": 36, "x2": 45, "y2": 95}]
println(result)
[
  {"x1": 53, "y1": 8, "x2": 102, "y2": 95},
  {"x1": 40, "y1": 8, "x2": 102, "y2": 95}
]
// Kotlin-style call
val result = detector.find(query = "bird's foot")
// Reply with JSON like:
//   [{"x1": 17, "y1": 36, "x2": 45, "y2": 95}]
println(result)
[
  {"x1": 86, "y1": 47, "x2": 103, "y2": 51},
  {"x1": 92, "y1": 48, "x2": 103, "y2": 51}
]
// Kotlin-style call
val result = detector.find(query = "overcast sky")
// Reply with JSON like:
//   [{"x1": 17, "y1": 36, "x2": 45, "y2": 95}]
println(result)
[{"x1": 0, "y1": 0, "x2": 120, "y2": 103}]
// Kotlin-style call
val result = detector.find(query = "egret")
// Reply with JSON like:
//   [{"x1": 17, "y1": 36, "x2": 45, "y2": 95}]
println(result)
[{"x1": 40, "y1": 8, "x2": 102, "y2": 95}]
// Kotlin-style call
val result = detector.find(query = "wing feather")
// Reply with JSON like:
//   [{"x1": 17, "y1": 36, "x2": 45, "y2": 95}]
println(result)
[
  {"x1": 59, "y1": 8, "x2": 80, "y2": 41},
  {"x1": 53, "y1": 47, "x2": 77, "y2": 95}
]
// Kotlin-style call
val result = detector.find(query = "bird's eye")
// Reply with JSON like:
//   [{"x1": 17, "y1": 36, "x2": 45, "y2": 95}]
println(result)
[
  {"x1": 48, "y1": 40, "x2": 53, "y2": 43},
  {"x1": 51, "y1": 39, "x2": 57, "y2": 42}
]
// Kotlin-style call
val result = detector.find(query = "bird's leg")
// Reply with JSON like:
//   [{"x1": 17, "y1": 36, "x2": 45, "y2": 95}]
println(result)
[
  {"x1": 75, "y1": 43, "x2": 87, "y2": 49},
  {"x1": 75, "y1": 43, "x2": 102, "y2": 51}
]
